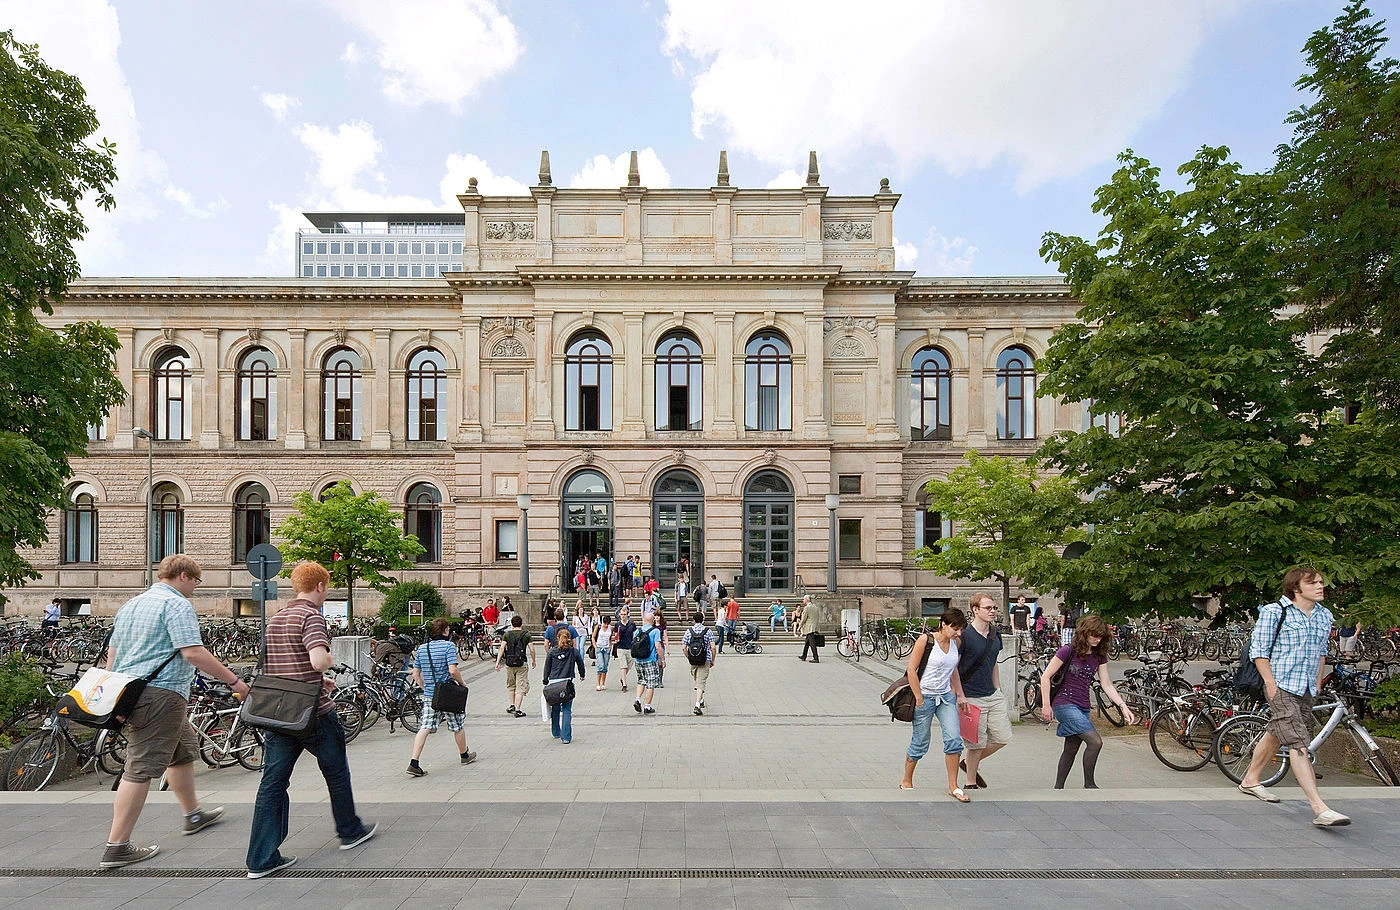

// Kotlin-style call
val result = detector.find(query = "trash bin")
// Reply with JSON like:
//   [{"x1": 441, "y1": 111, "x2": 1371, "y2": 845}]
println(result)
[{"x1": 733, "y1": 574, "x2": 746, "y2": 597}]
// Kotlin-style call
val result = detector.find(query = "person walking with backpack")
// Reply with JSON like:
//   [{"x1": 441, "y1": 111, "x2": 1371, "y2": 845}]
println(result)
[
  {"x1": 594, "y1": 614, "x2": 613, "y2": 690},
  {"x1": 899, "y1": 607, "x2": 972, "y2": 800},
  {"x1": 406, "y1": 618, "x2": 476, "y2": 777},
  {"x1": 543, "y1": 628, "x2": 586, "y2": 744},
  {"x1": 1237, "y1": 567, "x2": 1349, "y2": 827},
  {"x1": 494, "y1": 614, "x2": 536, "y2": 718},
  {"x1": 682, "y1": 611, "x2": 716, "y2": 716},
  {"x1": 1039, "y1": 614, "x2": 1134, "y2": 790},
  {"x1": 632, "y1": 610, "x2": 664, "y2": 715}
]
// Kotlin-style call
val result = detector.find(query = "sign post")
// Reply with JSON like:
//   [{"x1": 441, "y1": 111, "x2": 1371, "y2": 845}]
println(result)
[{"x1": 246, "y1": 543, "x2": 284, "y2": 669}]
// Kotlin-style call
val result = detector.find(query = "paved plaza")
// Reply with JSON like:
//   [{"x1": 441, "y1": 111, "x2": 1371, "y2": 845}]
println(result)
[{"x1": 3, "y1": 643, "x2": 1397, "y2": 908}]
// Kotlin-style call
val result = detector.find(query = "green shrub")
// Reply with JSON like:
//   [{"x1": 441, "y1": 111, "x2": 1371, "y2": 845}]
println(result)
[
  {"x1": 1369, "y1": 676, "x2": 1400, "y2": 716},
  {"x1": 0, "y1": 653, "x2": 47, "y2": 732},
  {"x1": 378, "y1": 581, "x2": 447, "y2": 627}
]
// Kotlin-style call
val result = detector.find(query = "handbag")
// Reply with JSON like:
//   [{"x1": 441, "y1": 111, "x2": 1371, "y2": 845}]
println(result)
[
  {"x1": 239, "y1": 674, "x2": 322, "y2": 733},
  {"x1": 425, "y1": 641, "x2": 469, "y2": 714},
  {"x1": 879, "y1": 633, "x2": 940, "y2": 723},
  {"x1": 543, "y1": 677, "x2": 575, "y2": 706},
  {"x1": 813, "y1": 633, "x2": 826, "y2": 648},
  {"x1": 57, "y1": 651, "x2": 181, "y2": 730}
]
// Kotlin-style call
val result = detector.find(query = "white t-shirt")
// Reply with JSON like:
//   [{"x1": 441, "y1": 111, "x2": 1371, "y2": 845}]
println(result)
[
  {"x1": 594, "y1": 624, "x2": 611, "y2": 649},
  {"x1": 918, "y1": 636, "x2": 960, "y2": 696}
]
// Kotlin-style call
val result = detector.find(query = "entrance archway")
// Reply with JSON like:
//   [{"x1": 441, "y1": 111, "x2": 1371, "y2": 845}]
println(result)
[
  {"x1": 561, "y1": 469, "x2": 612, "y2": 593},
  {"x1": 652, "y1": 469, "x2": 703, "y2": 588},
  {"x1": 742, "y1": 469, "x2": 794, "y2": 593}
]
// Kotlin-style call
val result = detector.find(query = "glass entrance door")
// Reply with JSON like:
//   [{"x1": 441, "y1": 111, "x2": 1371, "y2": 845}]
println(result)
[
  {"x1": 652, "y1": 470, "x2": 704, "y2": 588},
  {"x1": 561, "y1": 470, "x2": 613, "y2": 595},
  {"x1": 743, "y1": 470, "x2": 794, "y2": 593}
]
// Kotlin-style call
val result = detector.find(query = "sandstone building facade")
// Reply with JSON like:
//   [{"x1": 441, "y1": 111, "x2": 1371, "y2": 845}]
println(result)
[{"x1": 19, "y1": 152, "x2": 1085, "y2": 619}]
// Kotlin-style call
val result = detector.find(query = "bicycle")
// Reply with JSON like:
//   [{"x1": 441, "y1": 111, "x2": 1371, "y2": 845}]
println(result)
[
  {"x1": 3, "y1": 710, "x2": 127, "y2": 791},
  {"x1": 186, "y1": 685, "x2": 264, "y2": 771},
  {"x1": 1213, "y1": 694, "x2": 1399, "y2": 787},
  {"x1": 837, "y1": 625, "x2": 860, "y2": 662}
]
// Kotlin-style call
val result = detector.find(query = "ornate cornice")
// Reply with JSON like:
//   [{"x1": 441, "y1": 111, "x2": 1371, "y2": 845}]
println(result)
[
  {"x1": 60, "y1": 279, "x2": 458, "y2": 303},
  {"x1": 898, "y1": 277, "x2": 1074, "y2": 302},
  {"x1": 511, "y1": 266, "x2": 843, "y2": 284}
]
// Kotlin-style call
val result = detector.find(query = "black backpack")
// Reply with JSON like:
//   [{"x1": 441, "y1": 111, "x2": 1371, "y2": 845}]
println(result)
[
  {"x1": 716, "y1": 581, "x2": 728, "y2": 599},
  {"x1": 1235, "y1": 600, "x2": 1289, "y2": 698},
  {"x1": 503, "y1": 632, "x2": 527, "y2": 667},
  {"x1": 631, "y1": 626, "x2": 654, "y2": 660},
  {"x1": 685, "y1": 629, "x2": 709, "y2": 666}
]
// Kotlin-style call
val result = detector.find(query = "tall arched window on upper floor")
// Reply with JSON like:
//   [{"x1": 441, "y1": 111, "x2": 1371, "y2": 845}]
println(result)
[
  {"x1": 406, "y1": 348, "x2": 447, "y2": 441},
  {"x1": 233, "y1": 482, "x2": 271, "y2": 563},
  {"x1": 152, "y1": 347, "x2": 192, "y2": 440},
  {"x1": 910, "y1": 346, "x2": 952, "y2": 440},
  {"x1": 405, "y1": 482, "x2": 442, "y2": 563},
  {"x1": 321, "y1": 348, "x2": 363, "y2": 441},
  {"x1": 655, "y1": 331, "x2": 702, "y2": 431},
  {"x1": 237, "y1": 347, "x2": 277, "y2": 440},
  {"x1": 995, "y1": 345, "x2": 1036, "y2": 440},
  {"x1": 564, "y1": 332, "x2": 613, "y2": 431},
  {"x1": 744, "y1": 332, "x2": 792, "y2": 431},
  {"x1": 151, "y1": 482, "x2": 183, "y2": 562},
  {"x1": 62, "y1": 483, "x2": 99, "y2": 564}
]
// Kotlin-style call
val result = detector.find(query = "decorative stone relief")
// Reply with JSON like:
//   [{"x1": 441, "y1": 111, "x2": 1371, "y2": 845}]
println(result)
[
  {"x1": 581, "y1": 450, "x2": 596, "y2": 465},
  {"x1": 247, "y1": 328, "x2": 261, "y2": 344},
  {"x1": 830, "y1": 337, "x2": 867, "y2": 359},
  {"x1": 482, "y1": 317, "x2": 534, "y2": 334},
  {"x1": 162, "y1": 327, "x2": 176, "y2": 342},
  {"x1": 672, "y1": 448, "x2": 687, "y2": 465},
  {"x1": 822, "y1": 220, "x2": 873, "y2": 241},
  {"x1": 484, "y1": 221, "x2": 535, "y2": 241},
  {"x1": 491, "y1": 337, "x2": 528, "y2": 358},
  {"x1": 823, "y1": 315, "x2": 877, "y2": 336},
  {"x1": 764, "y1": 448, "x2": 778, "y2": 465},
  {"x1": 332, "y1": 326, "x2": 348, "y2": 345}
]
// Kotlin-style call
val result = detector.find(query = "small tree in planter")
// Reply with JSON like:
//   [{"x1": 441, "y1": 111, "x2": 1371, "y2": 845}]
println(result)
[{"x1": 379, "y1": 580, "x2": 447, "y2": 630}]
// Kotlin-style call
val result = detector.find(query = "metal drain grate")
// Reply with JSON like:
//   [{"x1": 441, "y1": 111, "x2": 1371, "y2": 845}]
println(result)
[{"x1": 4, "y1": 867, "x2": 1398, "y2": 881}]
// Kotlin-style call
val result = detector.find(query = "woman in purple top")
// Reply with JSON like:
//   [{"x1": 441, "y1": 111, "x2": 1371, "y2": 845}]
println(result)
[{"x1": 1039, "y1": 615, "x2": 1135, "y2": 789}]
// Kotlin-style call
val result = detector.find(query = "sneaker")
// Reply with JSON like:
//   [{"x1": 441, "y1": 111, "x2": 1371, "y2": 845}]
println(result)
[
  {"x1": 643, "y1": 705, "x2": 655, "y2": 715},
  {"x1": 340, "y1": 822, "x2": 378, "y2": 850},
  {"x1": 183, "y1": 805, "x2": 225, "y2": 835},
  {"x1": 248, "y1": 855, "x2": 297, "y2": 878},
  {"x1": 513, "y1": 708, "x2": 526, "y2": 717},
  {"x1": 693, "y1": 706, "x2": 703, "y2": 716},
  {"x1": 634, "y1": 699, "x2": 643, "y2": 713},
  {"x1": 699, "y1": 697, "x2": 705, "y2": 708},
  {"x1": 100, "y1": 842, "x2": 159, "y2": 869},
  {"x1": 506, "y1": 705, "x2": 516, "y2": 715},
  {"x1": 461, "y1": 751, "x2": 478, "y2": 765},
  {"x1": 406, "y1": 764, "x2": 426, "y2": 777}
]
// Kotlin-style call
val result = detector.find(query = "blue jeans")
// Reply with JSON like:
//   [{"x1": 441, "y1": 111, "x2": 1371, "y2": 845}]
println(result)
[
  {"x1": 907, "y1": 691, "x2": 963, "y2": 761},
  {"x1": 715, "y1": 624, "x2": 726, "y2": 650},
  {"x1": 596, "y1": 646, "x2": 611, "y2": 674},
  {"x1": 550, "y1": 701, "x2": 573, "y2": 742},
  {"x1": 770, "y1": 615, "x2": 788, "y2": 632},
  {"x1": 246, "y1": 711, "x2": 369, "y2": 873}
]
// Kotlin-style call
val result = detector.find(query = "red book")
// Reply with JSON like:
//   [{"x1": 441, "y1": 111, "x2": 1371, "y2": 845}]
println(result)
[{"x1": 959, "y1": 703, "x2": 982, "y2": 744}]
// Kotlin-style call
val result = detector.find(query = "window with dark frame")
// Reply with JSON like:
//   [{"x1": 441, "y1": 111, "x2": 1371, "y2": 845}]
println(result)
[
  {"x1": 910, "y1": 346, "x2": 952, "y2": 440},
  {"x1": 237, "y1": 347, "x2": 276, "y2": 440},
  {"x1": 233, "y1": 482, "x2": 271, "y2": 563},
  {"x1": 996, "y1": 345, "x2": 1036, "y2": 440},
  {"x1": 654, "y1": 332, "x2": 703, "y2": 431},
  {"x1": 837, "y1": 475, "x2": 861, "y2": 495},
  {"x1": 405, "y1": 482, "x2": 442, "y2": 563},
  {"x1": 406, "y1": 347, "x2": 447, "y2": 441},
  {"x1": 496, "y1": 519, "x2": 519, "y2": 560},
  {"x1": 62, "y1": 486, "x2": 98, "y2": 564},
  {"x1": 152, "y1": 347, "x2": 191, "y2": 440},
  {"x1": 151, "y1": 482, "x2": 183, "y2": 562},
  {"x1": 564, "y1": 332, "x2": 613, "y2": 431},
  {"x1": 744, "y1": 332, "x2": 792, "y2": 431},
  {"x1": 321, "y1": 347, "x2": 362, "y2": 441},
  {"x1": 838, "y1": 518, "x2": 861, "y2": 560}
]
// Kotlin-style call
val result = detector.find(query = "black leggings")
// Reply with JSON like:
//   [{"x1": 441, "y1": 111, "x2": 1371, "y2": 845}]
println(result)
[{"x1": 1055, "y1": 727, "x2": 1104, "y2": 789}]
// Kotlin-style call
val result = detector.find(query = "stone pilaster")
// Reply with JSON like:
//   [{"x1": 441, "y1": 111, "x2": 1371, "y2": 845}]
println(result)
[
  {"x1": 531, "y1": 312, "x2": 555, "y2": 436},
  {"x1": 371, "y1": 327, "x2": 392, "y2": 449},
  {"x1": 966, "y1": 328, "x2": 987, "y2": 448},
  {"x1": 285, "y1": 328, "x2": 307, "y2": 449},
  {"x1": 113, "y1": 326, "x2": 136, "y2": 449},
  {"x1": 199, "y1": 327, "x2": 221, "y2": 448},
  {"x1": 458, "y1": 316, "x2": 483, "y2": 442},
  {"x1": 714, "y1": 313, "x2": 736, "y2": 434},
  {"x1": 621, "y1": 313, "x2": 645, "y2": 432},
  {"x1": 875, "y1": 316, "x2": 899, "y2": 435},
  {"x1": 804, "y1": 313, "x2": 827, "y2": 437}
]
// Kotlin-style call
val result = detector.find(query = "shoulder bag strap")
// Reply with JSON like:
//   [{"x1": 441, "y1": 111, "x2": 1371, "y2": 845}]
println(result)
[
  {"x1": 1264, "y1": 599, "x2": 1289, "y2": 662},
  {"x1": 962, "y1": 631, "x2": 996, "y2": 683},
  {"x1": 142, "y1": 650, "x2": 184, "y2": 682}
]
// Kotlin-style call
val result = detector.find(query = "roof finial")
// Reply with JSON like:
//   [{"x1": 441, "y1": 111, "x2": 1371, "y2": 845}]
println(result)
[
  {"x1": 538, "y1": 150, "x2": 552, "y2": 186},
  {"x1": 716, "y1": 150, "x2": 730, "y2": 187},
  {"x1": 879, "y1": 177, "x2": 890, "y2": 193},
  {"x1": 467, "y1": 177, "x2": 479, "y2": 193},
  {"x1": 806, "y1": 150, "x2": 820, "y2": 186},
  {"x1": 627, "y1": 150, "x2": 641, "y2": 187}
]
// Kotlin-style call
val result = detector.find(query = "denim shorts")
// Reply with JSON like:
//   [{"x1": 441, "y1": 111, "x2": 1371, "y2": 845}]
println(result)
[
  {"x1": 596, "y1": 646, "x2": 611, "y2": 673},
  {"x1": 1053, "y1": 703, "x2": 1096, "y2": 738},
  {"x1": 907, "y1": 691, "x2": 963, "y2": 761}
]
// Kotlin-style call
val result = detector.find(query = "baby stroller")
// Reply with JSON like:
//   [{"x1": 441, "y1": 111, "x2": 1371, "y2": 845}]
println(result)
[{"x1": 729, "y1": 622, "x2": 763, "y2": 655}]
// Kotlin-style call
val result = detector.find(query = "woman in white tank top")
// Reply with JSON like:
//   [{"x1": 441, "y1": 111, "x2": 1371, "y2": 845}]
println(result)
[{"x1": 899, "y1": 607, "x2": 972, "y2": 801}]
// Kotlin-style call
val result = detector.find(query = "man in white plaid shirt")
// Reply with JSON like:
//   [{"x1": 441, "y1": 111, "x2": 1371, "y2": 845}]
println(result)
[{"x1": 1237, "y1": 566, "x2": 1348, "y2": 827}]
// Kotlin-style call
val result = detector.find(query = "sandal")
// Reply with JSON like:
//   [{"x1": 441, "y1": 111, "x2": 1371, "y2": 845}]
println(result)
[
  {"x1": 949, "y1": 788, "x2": 971, "y2": 803},
  {"x1": 959, "y1": 760, "x2": 988, "y2": 789}
]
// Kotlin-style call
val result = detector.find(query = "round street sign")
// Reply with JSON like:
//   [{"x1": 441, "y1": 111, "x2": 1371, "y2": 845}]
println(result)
[{"x1": 246, "y1": 543, "x2": 283, "y2": 580}]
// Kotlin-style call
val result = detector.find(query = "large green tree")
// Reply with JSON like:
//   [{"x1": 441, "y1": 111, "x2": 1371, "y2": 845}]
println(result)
[
  {"x1": 275, "y1": 481, "x2": 424, "y2": 624},
  {"x1": 0, "y1": 32, "x2": 123, "y2": 588},
  {"x1": 912, "y1": 452, "x2": 1080, "y2": 612}
]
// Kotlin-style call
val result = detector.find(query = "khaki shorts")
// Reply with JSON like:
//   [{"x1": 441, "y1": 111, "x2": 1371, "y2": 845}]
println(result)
[
  {"x1": 122, "y1": 686, "x2": 199, "y2": 783},
  {"x1": 616, "y1": 647, "x2": 633, "y2": 670},
  {"x1": 1267, "y1": 688, "x2": 1315, "y2": 753},
  {"x1": 505, "y1": 664, "x2": 530, "y2": 696},
  {"x1": 963, "y1": 692, "x2": 1013, "y2": 751},
  {"x1": 689, "y1": 663, "x2": 711, "y2": 688}
]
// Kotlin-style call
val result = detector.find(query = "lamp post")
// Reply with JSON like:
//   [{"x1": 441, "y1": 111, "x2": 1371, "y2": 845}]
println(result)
[
  {"x1": 824, "y1": 493, "x2": 840, "y2": 593},
  {"x1": 132, "y1": 427, "x2": 154, "y2": 587},
  {"x1": 517, "y1": 493, "x2": 531, "y2": 593}
]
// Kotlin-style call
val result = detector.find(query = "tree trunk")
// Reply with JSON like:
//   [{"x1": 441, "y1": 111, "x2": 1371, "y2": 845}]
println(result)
[{"x1": 347, "y1": 576, "x2": 355, "y2": 626}]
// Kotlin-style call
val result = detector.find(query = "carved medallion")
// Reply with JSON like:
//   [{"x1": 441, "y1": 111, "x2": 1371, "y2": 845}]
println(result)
[
  {"x1": 764, "y1": 448, "x2": 778, "y2": 465},
  {"x1": 485, "y1": 221, "x2": 536, "y2": 241},
  {"x1": 247, "y1": 327, "x2": 261, "y2": 344},
  {"x1": 672, "y1": 448, "x2": 687, "y2": 465},
  {"x1": 162, "y1": 327, "x2": 176, "y2": 342},
  {"x1": 581, "y1": 450, "x2": 596, "y2": 465},
  {"x1": 491, "y1": 338, "x2": 528, "y2": 358},
  {"x1": 831, "y1": 337, "x2": 867, "y2": 358},
  {"x1": 333, "y1": 326, "x2": 348, "y2": 345},
  {"x1": 822, "y1": 220, "x2": 873, "y2": 241}
]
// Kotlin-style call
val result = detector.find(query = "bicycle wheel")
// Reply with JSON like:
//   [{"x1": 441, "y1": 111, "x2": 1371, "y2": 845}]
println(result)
[
  {"x1": 1149, "y1": 704, "x2": 1216, "y2": 772},
  {"x1": 1213, "y1": 715, "x2": 1286, "y2": 786},
  {"x1": 398, "y1": 693, "x2": 423, "y2": 733},
  {"x1": 4, "y1": 728, "x2": 63, "y2": 791},
  {"x1": 1096, "y1": 683, "x2": 1127, "y2": 728},
  {"x1": 1022, "y1": 682, "x2": 1046, "y2": 722},
  {"x1": 837, "y1": 635, "x2": 856, "y2": 659},
  {"x1": 96, "y1": 729, "x2": 128, "y2": 777},
  {"x1": 477, "y1": 637, "x2": 494, "y2": 661},
  {"x1": 874, "y1": 636, "x2": 891, "y2": 661},
  {"x1": 334, "y1": 694, "x2": 365, "y2": 744},
  {"x1": 232, "y1": 725, "x2": 266, "y2": 771},
  {"x1": 1363, "y1": 746, "x2": 1400, "y2": 786},
  {"x1": 198, "y1": 714, "x2": 239, "y2": 768}
]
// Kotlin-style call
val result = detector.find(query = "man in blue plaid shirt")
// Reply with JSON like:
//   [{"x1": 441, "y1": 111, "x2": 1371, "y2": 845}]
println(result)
[{"x1": 1237, "y1": 566, "x2": 1348, "y2": 827}]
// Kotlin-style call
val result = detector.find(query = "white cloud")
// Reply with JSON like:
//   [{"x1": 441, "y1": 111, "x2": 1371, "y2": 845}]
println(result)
[
  {"x1": 341, "y1": 42, "x2": 364, "y2": 65},
  {"x1": 440, "y1": 153, "x2": 530, "y2": 199},
  {"x1": 765, "y1": 168, "x2": 804, "y2": 189},
  {"x1": 294, "y1": 121, "x2": 383, "y2": 188},
  {"x1": 326, "y1": 0, "x2": 522, "y2": 109},
  {"x1": 919, "y1": 226, "x2": 978, "y2": 275},
  {"x1": 3, "y1": 0, "x2": 223, "y2": 273},
  {"x1": 568, "y1": 149, "x2": 673, "y2": 188},
  {"x1": 662, "y1": 0, "x2": 1240, "y2": 189},
  {"x1": 259, "y1": 92, "x2": 301, "y2": 121},
  {"x1": 893, "y1": 235, "x2": 918, "y2": 270}
]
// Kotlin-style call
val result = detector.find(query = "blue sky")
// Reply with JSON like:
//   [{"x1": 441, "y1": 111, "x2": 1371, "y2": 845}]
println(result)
[{"x1": 4, "y1": 0, "x2": 1390, "y2": 279}]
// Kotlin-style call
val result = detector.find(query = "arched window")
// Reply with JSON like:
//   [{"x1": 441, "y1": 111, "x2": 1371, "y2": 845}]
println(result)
[
  {"x1": 237, "y1": 347, "x2": 277, "y2": 440},
  {"x1": 655, "y1": 332, "x2": 702, "y2": 431},
  {"x1": 321, "y1": 348, "x2": 363, "y2": 441},
  {"x1": 564, "y1": 332, "x2": 613, "y2": 431},
  {"x1": 318, "y1": 480, "x2": 349, "y2": 502},
  {"x1": 744, "y1": 332, "x2": 792, "y2": 431},
  {"x1": 152, "y1": 347, "x2": 192, "y2": 440},
  {"x1": 233, "y1": 482, "x2": 271, "y2": 562},
  {"x1": 910, "y1": 347, "x2": 952, "y2": 440},
  {"x1": 914, "y1": 490, "x2": 953, "y2": 551},
  {"x1": 995, "y1": 346, "x2": 1036, "y2": 440},
  {"x1": 151, "y1": 482, "x2": 183, "y2": 562},
  {"x1": 406, "y1": 348, "x2": 447, "y2": 441},
  {"x1": 405, "y1": 482, "x2": 442, "y2": 563},
  {"x1": 62, "y1": 483, "x2": 98, "y2": 564}
]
